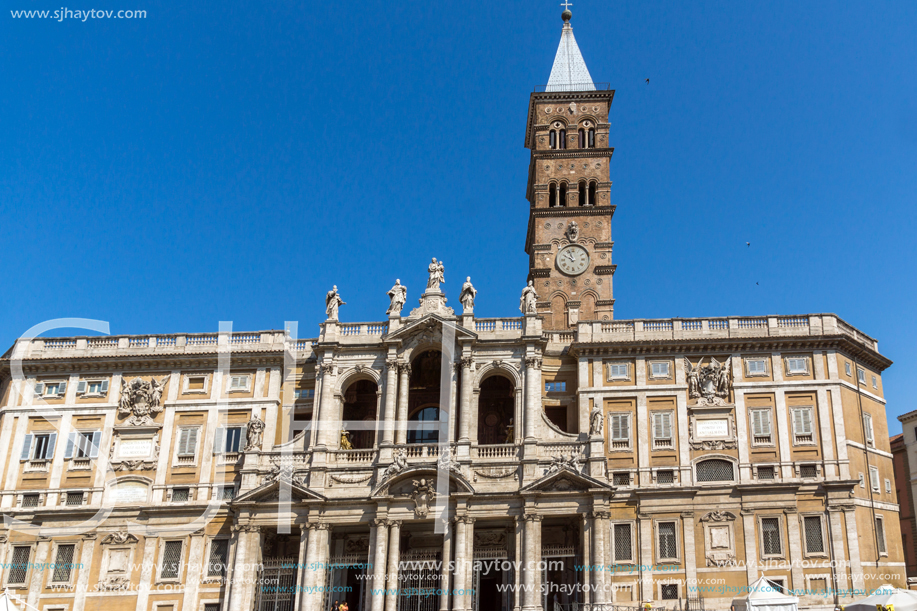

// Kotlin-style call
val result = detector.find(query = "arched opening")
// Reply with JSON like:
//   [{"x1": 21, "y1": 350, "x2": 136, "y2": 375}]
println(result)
[
  {"x1": 477, "y1": 375, "x2": 514, "y2": 445},
  {"x1": 341, "y1": 379, "x2": 377, "y2": 449},
  {"x1": 559, "y1": 183, "x2": 568, "y2": 207},
  {"x1": 549, "y1": 130, "x2": 557, "y2": 150},
  {"x1": 588, "y1": 181, "x2": 597, "y2": 206},
  {"x1": 588, "y1": 128, "x2": 595, "y2": 148},
  {"x1": 580, "y1": 294, "x2": 596, "y2": 321},
  {"x1": 578, "y1": 181, "x2": 587, "y2": 207},
  {"x1": 549, "y1": 183, "x2": 557, "y2": 208},
  {"x1": 559, "y1": 129, "x2": 567, "y2": 150},
  {"x1": 578, "y1": 129, "x2": 585, "y2": 148},
  {"x1": 551, "y1": 294, "x2": 567, "y2": 329},
  {"x1": 408, "y1": 350, "x2": 442, "y2": 444},
  {"x1": 696, "y1": 459, "x2": 735, "y2": 483}
]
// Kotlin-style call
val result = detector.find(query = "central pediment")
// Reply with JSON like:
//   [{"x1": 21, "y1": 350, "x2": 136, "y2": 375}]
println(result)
[{"x1": 384, "y1": 314, "x2": 477, "y2": 343}]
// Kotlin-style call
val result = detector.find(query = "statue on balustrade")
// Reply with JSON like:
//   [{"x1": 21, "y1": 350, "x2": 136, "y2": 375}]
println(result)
[
  {"x1": 459, "y1": 277, "x2": 477, "y2": 312},
  {"x1": 502, "y1": 418, "x2": 514, "y2": 443},
  {"x1": 426, "y1": 258, "x2": 445, "y2": 291},
  {"x1": 326, "y1": 285, "x2": 346, "y2": 320},
  {"x1": 386, "y1": 279, "x2": 407, "y2": 316},
  {"x1": 520, "y1": 280, "x2": 538, "y2": 314},
  {"x1": 340, "y1": 429, "x2": 353, "y2": 450}
]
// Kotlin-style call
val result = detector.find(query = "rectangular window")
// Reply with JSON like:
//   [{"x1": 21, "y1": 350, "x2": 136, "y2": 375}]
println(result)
[
  {"x1": 544, "y1": 382, "x2": 566, "y2": 392},
  {"x1": 612, "y1": 472, "x2": 631, "y2": 486},
  {"x1": 229, "y1": 375, "x2": 250, "y2": 391},
  {"x1": 650, "y1": 362, "x2": 670, "y2": 378},
  {"x1": 21, "y1": 494, "x2": 39, "y2": 508},
  {"x1": 656, "y1": 470, "x2": 675, "y2": 484},
  {"x1": 785, "y1": 357, "x2": 808, "y2": 374},
  {"x1": 863, "y1": 413, "x2": 874, "y2": 446},
  {"x1": 177, "y1": 428, "x2": 199, "y2": 457},
  {"x1": 39, "y1": 381, "x2": 67, "y2": 397},
  {"x1": 661, "y1": 585, "x2": 678, "y2": 600},
  {"x1": 609, "y1": 413, "x2": 631, "y2": 449},
  {"x1": 656, "y1": 521, "x2": 678, "y2": 560},
  {"x1": 66, "y1": 492, "x2": 84, "y2": 506},
  {"x1": 761, "y1": 517, "x2": 782, "y2": 556},
  {"x1": 207, "y1": 539, "x2": 229, "y2": 577},
  {"x1": 757, "y1": 466, "x2": 775, "y2": 480},
  {"x1": 746, "y1": 358, "x2": 768, "y2": 376},
  {"x1": 613, "y1": 523, "x2": 633, "y2": 562},
  {"x1": 803, "y1": 516, "x2": 825, "y2": 554},
  {"x1": 294, "y1": 389, "x2": 315, "y2": 400},
  {"x1": 800, "y1": 464, "x2": 818, "y2": 479},
  {"x1": 872, "y1": 376, "x2": 878, "y2": 389},
  {"x1": 172, "y1": 488, "x2": 190, "y2": 503},
  {"x1": 768, "y1": 579, "x2": 787, "y2": 594},
  {"x1": 51, "y1": 544, "x2": 76, "y2": 583},
  {"x1": 652, "y1": 412, "x2": 673, "y2": 448},
  {"x1": 186, "y1": 376, "x2": 207, "y2": 392},
  {"x1": 857, "y1": 368, "x2": 866, "y2": 384},
  {"x1": 859, "y1": 472, "x2": 865, "y2": 488},
  {"x1": 7, "y1": 546, "x2": 31, "y2": 585},
  {"x1": 750, "y1": 409, "x2": 773, "y2": 444},
  {"x1": 204, "y1": 604, "x2": 221, "y2": 611},
  {"x1": 845, "y1": 362, "x2": 852, "y2": 377},
  {"x1": 885, "y1": 479, "x2": 892, "y2": 494},
  {"x1": 791, "y1": 407, "x2": 814, "y2": 444},
  {"x1": 220, "y1": 486, "x2": 236, "y2": 500},
  {"x1": 223, "y1": 427, "x2": 243, "y2": 453},
  {"x1": 77, "y1": 379, "x2": 109, "y2": 395},
  {"x1": 607, "y1": 363, "x2": 629, "y2": 380},
  {"x1": 65, "y1": 430, "x2": 101, "y2": 459},
  {"x1": 25, "y1": 433, "x2": 57, "y2": 461},
  {"x1": 876, "y1": 517, "x2": 887, "y2": 554},
  {"x1": 159, "y1": 540, "x2": 183, "y2": 580},
  {"x1": 869, "y1": 466, "x2": 880, "y2": 491}
]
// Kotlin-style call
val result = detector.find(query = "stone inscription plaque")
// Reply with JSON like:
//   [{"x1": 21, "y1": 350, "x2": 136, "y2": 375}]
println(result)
[{"x1": 695, "y1": 419, "x2": 729, "y2": 438}]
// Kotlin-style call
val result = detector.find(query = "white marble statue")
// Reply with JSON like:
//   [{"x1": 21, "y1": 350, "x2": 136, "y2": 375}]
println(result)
[
  {"x1": 426, "y1": 258, "x2": 445, "y2": 291},
  {"x1": 459, "y1": 277, "x2": 476, "y2": 312},
  {"x1": 589, "y1": 405, "x2": 603, "y2": 436},
  {"x1": 520, "y1": 280, "x2": 538, "y2": 314},
  {"x1": 326, "y1": 285, "x2": 346, "y2": 320},
  {"x1": 244, "y1": 415, "x2": 265, "y2": 451},
  {"x1": 387, "y1": 279, "x2": 407, "y2": 316}
]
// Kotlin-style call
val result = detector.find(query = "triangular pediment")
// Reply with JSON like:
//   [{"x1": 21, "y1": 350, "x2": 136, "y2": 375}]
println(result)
[
  {"x1": 384, "y1": 314, "x2": 477, "y2": 342},
  {"x1": 521, "y1": 467, "x2": 613, "y2": 494},
  {"x1": 231, "y1": 478, "x2": 325, "y2": 505}
]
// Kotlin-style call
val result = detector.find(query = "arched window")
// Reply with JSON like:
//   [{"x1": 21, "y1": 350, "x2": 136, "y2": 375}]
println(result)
[
  {"x1": 341, "y1": 379, "x2": 377, "y2": 450},
  {"x1": 578, "y1": 129, "x2": 586, "y2": 148},
  {"x1": 559, "y1": 183, "x2": 568, "y2": 207},
  {"x1": 549, "y1": 130, "x2": 557, "y2": 150},
  {"x1": 549, "y1": 183, "x2": 557, "y2": 208},
  {"x1": 588, "y1": 128, "x2": 596, "y2": 148},
  {"x1": 408, "y1": 407, "x2": 440, "y2": 444},
  {"x1": 477, "y1": 376, "x2": 514, "y2": 445},
  {"x1": 578, "y1": 181, "x2": 587, "y2": 207},
  {"x1": 559, "y1": 129, "x2": 567, "y2": 150},
  {"x1": 696, "y1": 459, "x2": 735, "y2": 482},
  {"x1": 588, "y1": 181, "x2": 597, "y2": 206}
]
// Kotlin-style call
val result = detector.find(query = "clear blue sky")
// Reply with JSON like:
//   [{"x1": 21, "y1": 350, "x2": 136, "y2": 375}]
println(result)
[{"x1": 2, "y1": 1, "x2": 916, "y2": 431}]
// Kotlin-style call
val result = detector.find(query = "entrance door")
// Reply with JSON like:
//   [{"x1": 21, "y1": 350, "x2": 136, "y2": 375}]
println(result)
[
  {"x1": 542, "y1": 554, "x2": 580, "y2": 611},
  {"x1": 255, "y1": 557, "x2": 297, "y2": 611},
  {"x1": 397, "y1": 559, "x2": 440, "y2": 611},
  {"x1": 472, "y1": 561, "x2": 510, "y2": 611},
  {"x1": 325, "y1": 563, "x2": 368, "y2": 611}
]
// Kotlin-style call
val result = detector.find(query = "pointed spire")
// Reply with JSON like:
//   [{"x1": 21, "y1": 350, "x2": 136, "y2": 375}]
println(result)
[{"x1": 546, "y1": 7, "x2": 595, "y2": 92}]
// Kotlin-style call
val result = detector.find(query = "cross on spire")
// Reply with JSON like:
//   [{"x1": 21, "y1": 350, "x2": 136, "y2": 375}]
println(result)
[{"x1": 560, "y1": 0, "x2": 572, "y2": 10}]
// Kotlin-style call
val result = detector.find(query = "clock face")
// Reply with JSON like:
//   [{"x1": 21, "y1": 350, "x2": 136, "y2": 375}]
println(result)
[{"x1": 556, "y1": 245, "x2": 589, "y2": 276}]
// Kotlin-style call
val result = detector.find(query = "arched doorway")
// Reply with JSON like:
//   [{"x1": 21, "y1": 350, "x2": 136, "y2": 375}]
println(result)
[
  {"x1": 341, "y1": 379, "x2": 377, "y2": 449},
  {"x1": 477, "y1": 375, "x2": 514, "y2": 445},
  {"x1": 408, "y1": 350, "x2": 443, "y2": 445}
]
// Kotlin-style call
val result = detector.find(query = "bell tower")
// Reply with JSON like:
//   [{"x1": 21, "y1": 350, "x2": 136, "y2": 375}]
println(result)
[{"x1": 524, "y1": 7, "x2": 615, "y2": 330}]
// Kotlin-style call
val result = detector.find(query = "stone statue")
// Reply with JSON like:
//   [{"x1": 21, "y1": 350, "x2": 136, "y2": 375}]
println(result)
[
  {"x1": 386, "y1": 279, "x2": 407, "y2": 316},
  {"x1": 426, "y1": 258, "x2": 445, "y2": 291},
  {"x1": 459, "y1": 277, "x2": 477, "y2": 312},
  {"x1": 503, "y1": 418, "x2": 514, "y2": 444},
  {"x1": 716, "y1": 359, "x2": 731, "y2": 396},
  {"x1": 340, "y1": 429, "x2": 353, "y2": 450},
  {"x1": 244, "y1": 415, "x2": 265, "y2": 451},
  {"x1": 546, "y1": 452, "x2": 582, "y2": 475},
  {"x1": 149, "y1": 376, "x2": 167, "y2": 409},
  {"x1": 437, "y1": 447, "x2": 462, "y2": 475},
  {"x1": 118, "y1": 376, "x2": 168, "y2": 426},
  {"x1": 685, "y1": 358, "x2": 701, "y2": 398},
  {"x1": 411, "y1": 479, "x2": 435, "y2": 518},
  {"x1": 686, "y1": 356, "x2": 732, "y2": 406},
  {"x1": 381, "y1": 449, "x2": 408, "y2": 482},
  {"x1": 589, "y1": 405, "x2": 603, "y2": 436},
  {"x1": 520, "y1": 280, "x2": 538, "y2": 314},
  {"x1": 325, "y1": 285, "x2": 346, "y2": 320},
  {"x1": 566, "y1": 221, "x2": 579, "y2": 242}
]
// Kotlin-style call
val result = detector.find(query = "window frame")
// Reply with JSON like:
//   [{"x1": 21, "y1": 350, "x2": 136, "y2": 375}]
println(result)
[
  {"x1": 658, "y1": 582, "x2": 680, "y2": 601},
  {"x1": 49, "y1": 541, "x2": 79, "y2": 585},
  {"x1": 749, "y1": 408, "x2": 774, "y2": 446},
  {"x1": 607, "y1": 412, "x2": 632, "y2": 451},
  {"x1": 610, "y1": 520, "x2": 636, "y2": 563},
  {"x1": 157, "y1": 539, "x2": 186, "y2": 583},
  {"x1": 173, "y1": 426, "x2": 201, "y2": 466},
  {"x1": 654, "y1": 519, "x2": 680, "y2": 563},
  {"x1": 4, "y1": 544, "x2": 33, "y2": 587},
  {"x1": 606, "y1": 361, "x2": 631, "y2": 382},
  {"x1": 544, "y1": 381, "x2": 567, "y2": 392},
  {"x1": 695, "y1": 458, "x2": 736, "y2": 483},
  {"x1": 77, "y1": 378, "x2": 110, "y2": 398},
  {"x1": 800, "y1": 514, "x2": 828, "y2": 558},
  {"x1": 651, "y1": 410, "x2": 674, "y2": 450},
  {"x1": 844, "y1": 362, "x2": 852, "y2": 377},
  {"x1": 36, "y1": 380, "x2": 67, "y2": 398},
  {"x1": 227, "y1": 374, "x2": 251, "y2": 393},
  {"x1": 872, "y1": 375, "x2": 878, "y2": 390},
  {"x1": 857, "y1": 368, "x2": 866, "y2": 384},
  {"x1": 784, "y1": 356, "x2": 809, "y2": 376},
  {"x1": 649, "y1": 361, "x2": 671, "y2": 380},
  {"x1": 205, "y1": 537, "x2": 230, "y2": 580},
  {"x1": 875, "y1": 515, "x2": 887, "y2": 556},
  {"x1": 745, "y1": 358, "x2": 769, "y2": 377},
  {"x1": 758, "y1": 515, "x2": 785, "y2": 560},
  {"x1": 755, "y1": 464, "x2": 777, "y2": 481},
  {"x1": 863, "y1": 413, "x2": 875, "y2": 447},
  {"x1": 182, "y1": 374, "x2": 210, "y2": 395},
  {"x1": 790, "y1": 406, "x2": 816, "y2": 446},
  {"x1": 65, "y1": 429, "x2": 101, "y2": 460},
  {"x1": 869, "y1": 466, "x2": 880, "y2": 492}
]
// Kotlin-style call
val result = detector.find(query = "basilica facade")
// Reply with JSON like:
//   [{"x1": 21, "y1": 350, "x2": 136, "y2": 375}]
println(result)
[{"x1": 0, "y1": 9, "x2": 905, "y2": 611}]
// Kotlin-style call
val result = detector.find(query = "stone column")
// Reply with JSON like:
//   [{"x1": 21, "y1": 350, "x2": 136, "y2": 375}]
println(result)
[
  {"x1": 522, "y1": 515, "x2": 541, "y2": 611},
  {"x1": 513, "y1": 517, "x2": 523, "y2": 611},
  {"x1": 639, "y1": 516, "x2": 654, "y2": 601},
  {"x1": 382, "y1": 359, "x2": 398, "y2": 446},
  {"x1": 311, "y1": 525, "x2": 332, "y2": 611},
  {"x1": 843, "y1": 508, "x2": 865, "y2": 592},
  {"x1": 228, "y1": 525, "x2": 261, "y2": 611},
  {"x1": 385, "y1": 521, "x2": 402, "y2": 611},
  {"x1": 784, "y1": 509, "x2": 804, "y2": 593},
  {"x1": 370, "y1": 519, "x2": 390, "y2": 611},
  {"x1": 317, "y1": 363, "x2": 338, "y2": 447},
  {"x1": 582, "y1": 515, "x2": 592, "y2": 602},
  {"x1": 682, "y1": 512, "x2": 697, "y2": 591},
  {"x1": 453, "y1": 517, "x2": 469, "y2": 611},
  {"x1": 636, "y1": 395, "x2": 650, "y2": 486},
  {"x1": 395, "y1": 365, "x2": 410, "y2": 445},
  {"x1": 533, "y1": 514, "x2": 543, "y2": 607},
  {"x1": 741, "y1": 511, "x2": 758, "y2": 585},
  {"x1": 439, "y1": 518, "x2": 453, "y2": 611},
  {"x1": 524, "y1": 357, "x2": 541, "y2": 440},
  {"x1": 593, "y1": 512, "x2": 610, "y2": 605},
  {"x1": 26, "y1": 538, "x2": 51, "y2": 608},
  {"x1": 73, "y1": 535, "x2": 96, "y2": 611},
  {"x1": 449, "y1": 362, "x2": 460, "y2": 444},
  {"x1": 294, "y1": 526, "x2": 310, "y2": 611},
  {"x1": 135, "y1": 535, "x2": 159, "y2": 611},
  {"x1": 461, "y1": 518, "x2": 476, "y2": 611},
  {"x1": 458, "y1": 358, "x2": 473, "y2": 443},
  {"x1": 828, "y1": 509, "x2": 850, "y2": 593}
]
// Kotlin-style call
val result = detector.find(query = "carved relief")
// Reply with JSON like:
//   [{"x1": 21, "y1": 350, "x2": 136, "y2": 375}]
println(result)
[
  {"x1": 410, "y1": 479, "x2": 435, "y2": 518},
  {"x1": 685, "y1": 357, "x2": 732, "y2": 406},
  {"x1": 118, "y1": 376, "x2": 168, "y2": 426},
  {"x1": 101, "y1": 532, "x2": 139, "y2": 545}
]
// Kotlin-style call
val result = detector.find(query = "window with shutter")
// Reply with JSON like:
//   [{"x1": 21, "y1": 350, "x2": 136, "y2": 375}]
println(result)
[
  {"x1": 876, "y1": 517, "x2": 886, "y2": 554},
  {"x1": 7, "y1": 546, "x2": 31, "y2": 585},
  {"x1": 857, "y1": 368, "x2": 866, "y2": 384},
  {"x1": 32, "y1": 434, "x2": 52, "y2": 460},
  {"x1": 229, "y1": 375, "x2": 249, "y2": 391},
  {"x1": 207, "y1": 539, "x2": 229, "y2": 577},
  {"x1": 786, "y1": 358, "x2": 808, "y2": 374},
  {"x1": 650, "y1": 362, "x2": 670, "y2": 378},
  {"x1": 845, "y1": 362, "x2": 852, "y2": 377},
  {"x1": 609, "y1": 413, "x2": 630, "y2": 449},
  {"x1": 751, "y1": 409, "x2": 772, "y2": 444},
  {"x1": 746, "y1": 358, "x2": 768, "y2": 376},
  {"x1": 864, "y1": 414, "x2": 874, "y2": 446},
  {"x1": 803, "y1": 516, "x2": 824, "y2": 554},
  {"x1": 869, "y1": 467, "x2": 880, "y2": 491},
  {"x1": 613, "y1": 523, "x2": 633, "y2": 562},
  {"x1": 761, "y1": 517, "x2": 782, "y2": 556},
  {"x1": 792, "y1": 408, "x2": 814, "y2": 444},
  {"x1": 160, "y1": 540, "x2": 183, "y2": 579},
  {"x1": 656, "y1": 522, "x2": 678, "y2": 560},
  {"x1": 51, "y1": 544, "x2": 76, "y2": 582},
  {"x1": 608, "y1": 363, "x2": 629, "y2": 380},
  {"x1": 76, "y1": 381, "x2": 87, "y2": 394},
  {"x1": 224, "y1": 427, "x2": 243, "y2": 453},
  {"x1": 652, "y1": 412, "x2": 673, "y2": 448},
  {"x1": 178, "y1": 428, "x2": 198, "y2": 457}
]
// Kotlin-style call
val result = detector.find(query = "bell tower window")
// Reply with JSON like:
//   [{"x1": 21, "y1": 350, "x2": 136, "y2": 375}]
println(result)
[
  {"x1": 549, "y1": 130, "x2": 557, "y2": 149},
  {"x1": 578, "y1": 129, "x2": 586, "y2": 148},
  {"x1": 559, "y1": 129, "x2": 567, "y2": 149},
  {"x1": 559, "y1": 183, "x2": 568, "y2": 207},
  {"x1": 549, "y1": 183, "x2": 558, "y2": 208},
  {"x1": 578, "y1": 181, "x2": 587, "y2": 207},
  {"x1": 588, "y1": 181, "x2": 597, "y2": 206},
  {"x1": 588, "y1": 128, "x2": 595, "y2": 148}
]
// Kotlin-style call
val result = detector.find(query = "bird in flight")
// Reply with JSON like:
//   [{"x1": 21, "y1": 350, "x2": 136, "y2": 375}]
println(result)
[
  {"x1": 746, "y1": 242, "x2": 750, "y2": 247},
  {"x1": 645, "y1": 78, "x2": 649, "y2": 84}
]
